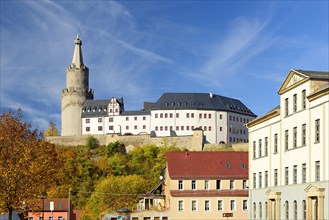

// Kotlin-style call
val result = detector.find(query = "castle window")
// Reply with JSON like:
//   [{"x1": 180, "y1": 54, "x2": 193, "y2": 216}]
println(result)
[
  {"x1": 109, "y1": 117, "x2": 113, "y2": 122},
  {"x1": 155, "y1": 127, "x2": 158, "y2": 131},
  {"x1": 143, "y1": 125, "x2": 146, "y2": 129},
  {"x1": 169, "y1": 113, "x2": 173, "y2": 118},
  {"x1": 115, "y1": 109, "x2": 118, "y2": 113},
  {"x1": 134, "y1": 117, "x2": 137, "y2": 121},
  {"x1": 126, "y1": 126, "x2": 129, "y2": 130},
  {"x1": 230, "y1": 200, "x2": 236, "y2": 211},
  {"x1": 98, "y1": 126, "x2": 103, "y2": 131},
  {"x1": 143, "y1": 116, "x2": 146, "y2": 120},
  {"x1": 191, "y1": 113, "x2": 194, "y2": 118},
  {"x1": 134, "y1": 125, "x2": 137, "y2": 130},
  {"x1": 86, "y1": 127, "x2": 90, "y2": 132},
  {"x1": 302, "y1": 90, "x2": 306, "y2": 110},
  {"x1": 176, "y1": 113, "x2": 179, "y2": 118},
  {"x1": 165, "y1": 113, "x2": 168, "y2": 118},
  {"x1": 204, "y1": 113, "x2": 207, "y2": 118},
  {"x1": 86, "y1": 119, "x2": 90, "y2": 123},
  {"x1": 186, "y1": 113, "x2": 189, "y2": 118},
  {"x1": 208, "y1": 114, "x2": 211, "y2": 119},
  {"x1": 315, "y1": 119, "x2": 320, "y2": 142},
  {"x1": 98, "y1": 118, "x2": 102, "y2": 123},
  {"x1": 186, "y1": 126, "x2": 189, "y2": 130},
  {"x1": 160, "y1": 113, "x2": 163, "y2": 118},
  {"x1": 109, "y1": 126, "x2": 113, "y2": 130},
  {"x1": 126, "y1": 117, "x2": 129, "y2": 121},
  {"x1": 155, "y1": 113, "x2": 158, "y2": 118}
]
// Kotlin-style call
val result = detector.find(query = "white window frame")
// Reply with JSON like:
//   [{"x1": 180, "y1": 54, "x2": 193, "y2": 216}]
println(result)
[
  {"x1": 205, "y1": 200, "x2": 210, "y2": 212},
  {"x1": 192, "y1": 200, "x2": 197, "y2": 212},
  {"x1": 178, "y1": 200, "x2": 184, "y2": 212},
  {"x1": 230, "y1": 200, "x2": 236, "y2": 211},
  {"x1": 218, "y1": 200, "x2": 223, "y2": 211}
]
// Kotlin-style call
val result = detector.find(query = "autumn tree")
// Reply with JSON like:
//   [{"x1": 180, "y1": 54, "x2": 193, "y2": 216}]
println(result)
[
  {"x1": 43, "y1": 121, "x2": 59, "y2": 136},
  {"x1": 82, "y1": 175, "x2": 148, "y2": 220},
  {"x1": 0, "y1": 110, "x2": 59, "y2": 220}
]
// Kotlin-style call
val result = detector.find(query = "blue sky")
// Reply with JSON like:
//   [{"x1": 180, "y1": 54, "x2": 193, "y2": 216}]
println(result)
[{"x1": 1, "y1": 1, "x2": 328, "y2": 132}]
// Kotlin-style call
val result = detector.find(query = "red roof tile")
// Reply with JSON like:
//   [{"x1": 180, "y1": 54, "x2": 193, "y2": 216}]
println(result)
[{"x1": 166, "y1": 151, "x2": 248, "y2": 179}]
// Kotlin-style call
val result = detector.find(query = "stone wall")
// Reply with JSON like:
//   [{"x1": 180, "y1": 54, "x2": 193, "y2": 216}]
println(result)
[{"x1": 47, "y1": 130, "x2": 204, "y2": 151}]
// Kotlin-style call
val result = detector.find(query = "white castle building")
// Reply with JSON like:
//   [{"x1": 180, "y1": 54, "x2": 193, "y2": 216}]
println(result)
[
  {"x1": 247, "y1": 69, "x2": 329, "y2": 220},
  {"x1": 62, "y1": 36, "x2": 256, "y2": 144}
]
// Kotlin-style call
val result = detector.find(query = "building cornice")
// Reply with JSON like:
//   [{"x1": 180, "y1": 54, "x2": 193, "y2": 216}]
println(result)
[
  {"x1": 246, "y1": 108, "x2": 280, "y2": 128},
  {"x1": 170, "y1": 189, "x2": 248, "y2": 197},
  {"x1": 308, "y1": 86, "x2": 329, "y2": 102}
]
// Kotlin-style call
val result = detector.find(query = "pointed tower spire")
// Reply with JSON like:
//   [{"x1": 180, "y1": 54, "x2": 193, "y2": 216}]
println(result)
[{"x1": 72, "y1": 34, "x2": 84, "y2": 67}]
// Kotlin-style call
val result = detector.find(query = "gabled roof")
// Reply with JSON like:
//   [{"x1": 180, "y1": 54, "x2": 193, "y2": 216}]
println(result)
[
  {"x1": 151, "y1": 93, "x2": 256, "y2": 117},
  {"x1": 82, "y1": 98, "x2": 124, "y2": 117},
  {"x1": 278, "y1": 69, "x2": 329, "y2": 94},
  {"x1": 166, "y1": 151, "x2": 248, "y2": 179}
]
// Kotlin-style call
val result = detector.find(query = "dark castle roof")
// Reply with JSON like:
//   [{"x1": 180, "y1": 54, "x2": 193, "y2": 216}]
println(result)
[
  {"x1": 81, "y1": 99, "x2": 123, "y2": 117},
  {"x1": 295, "y1": 70, "x2": 329, "y2": 80},
  {"x1": 151, "y1": 93, "x2": 256, "y2": 117}
]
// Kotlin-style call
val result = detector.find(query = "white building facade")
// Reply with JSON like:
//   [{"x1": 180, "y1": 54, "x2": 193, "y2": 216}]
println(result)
[
  {"x1": 81, "y1": 93, "x2": 256, "y2": 144},
  {"x1": 247, "y1": 69, "x2": 329, "y2": 220}
]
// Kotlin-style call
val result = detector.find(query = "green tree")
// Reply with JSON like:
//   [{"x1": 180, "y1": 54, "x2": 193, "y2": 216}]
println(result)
[
  {"x1": 86, "y1": 136, "x2": 99, "y2": 150},
  {"x1": 0, "y1": 110, "x2": 59, "y2": 220},
  {"x1": 82, "y1": 175, "x2": 148, "y2": 220}
]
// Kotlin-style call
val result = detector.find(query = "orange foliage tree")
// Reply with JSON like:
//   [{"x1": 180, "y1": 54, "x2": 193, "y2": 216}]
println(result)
[{"x1": 0, "y1": 110, "x2": 59, "y2": 220}]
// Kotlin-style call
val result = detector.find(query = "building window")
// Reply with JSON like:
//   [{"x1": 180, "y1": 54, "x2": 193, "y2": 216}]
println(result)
[
  {"x1": 265, "y1": 202, "x2": 268, "y2": 219},
  {"x1": 178, "y1": 200, "x2": 184, "y2": 212},
  {"x1": 109, "y1": 117, "x2": 113, "y2": 122},
  {"x1": 274, "y1": 133, "x2": 278, "y2": 154},
  {"x1": 192, "y1": 200, "x2": 197, "y2": 212},
  {"x1": 293, "y1": 200, "x2": 297, "y2": 220},
  {"x1": 243, "y1": 200, "x2": 248, "y2": 211},
  {"x1": 274, "y1": 169, "x2": 278, "y2": 186},
  {"x1": 86, "y1": 118, "x2": 90, "y2": 123},
  {"x1": 293, "y1": 94, "x2": 297, "y2": 113},
  {"x1": 165, "y1": 126, "x2": 168, "y2": 131},
  {"x1": 169, "y1": 113, "x2": 173, "y2": 118},
  {"x1": 216, "y1": 180, "x2": 221, "y2": 190},
  {"x1": 258, "y1": 139, "x2": 262, "y2": 157},
  {"x1": 98, "y1": 118, "x2": 102, "y2": 123},
  {"x1": 191, "y1": 180, "x2": 196, "y2": 190},
  {"x1": 205, "y1": 200, "x2": 210, "y2": 211},
  {"x1": 302, "y1": 124, "x2": 306, "y2": 146},
  {"x1": 86, "y1": 127, "x2": 90, "y2": 132},
  {"x1": 293, "y1": 127, "x2": 297, "y2": 148},
  {"x1": 49, "y1": 217, "x2": 53, "y2": 220},
  {"x1": 253, "y1": 173, "x2": 256, "y2": 188},
  {"x1": 39, "y1": 218, "x2": 43, "y2": 220},
  {"x1": 259, "y1": 172, "x2": 262, "y2": 188},
  {"x1": 155, "y1": 126, "x2": 158, "y2": 131},
  {"x1": 285, "y1": 167, "x2": 289, "y2": 185},
  {"x1": 220, "y1": 127, "x2": 223, "y2": 132},
  {"x1": 98, "y1": 126, "x2": 103, "y2": 131},
  {"x1": 199, "y1": 113, "x2": 202, "y2": 119},
  {"x1": 176, "y1": 126, "x2": 179, "y2": 131},
  {"x1": 165, "y1": 113, "x2": 168, "y2": 118},
  {"x1": 230, "y1": 200, "x2": 236, "y2": 211},
  {"x1": 253, "y1": 203, "x2": 256, "y2": 219},
  {"x1": 126, "y1": 126, "x2": 129, "y2": 130},
  {"x1": 315, "y1": 119, "x2": 320, "y2": 142},
  {"x1": 220, "y1": 114, "x2": 222, "y2": 119},
  {"x1": 186, "y1": 126, "x2": 190, "y2": 130},
  {"x1": 191, "y1": 113, "x2": 194, "y2": 118},
  {"x1": 302, "y1": 89, "x2": 306, "y2": 110},
  {"x1": 315, "y1": 161, "x2": 320, "y2": 181},
  {"x1": 253, "y1": 141, "x2": 256, "y2": 159},
  {"x1": 285, "y1": 130, "x2": 289, "y2": 150},
  {"x1": 265, "y1": 137, "x2": 268, "y2": 156},
  {"x1": 181, "y1": 126, "x2": 184, "y2": 131},
  {"x1": 126, "y1": 117, "x2": 129, "y2": 121},
  {"x1": 203, "y1": 126, "x2": 207, "y2": 131},
  {"x1": 58, "y1": 217, "x2": 63, "y2": 220},
  {"x1": 243, "y1": 180, "x2": 248, "y2": 189},
  {"x1": 204, "y1": 180, "x2": 209, "y2": 190},
  {"x1": 302, "y1": 163, "x2": 306, "y2": 183},
  {"x1": 218, "y1": 200, "x2": 223, "y2": 211},
  {"x1": 160, "y1": 113, "x2": 163, "y2": 118},
  {"x1": 143, "y1": 116, "x2": 146, "y2": 120},
  {"x1": 134, "y1": 116, "x2": 137, "y2": 121},
  {"x1": 230, "y1": 180, "x2": 234, "y2": 190},
  {"x1": 160, "y1": 126, "x2": 163, "y2": 131},
  {"x1": 259, "y1": 202, "x2": 262, "y2": 219},
  {"x1": 285, "y1": 98, "x2": 289, "y2": 116},
  {"x1": 285, "y1": 201, "x2": 289, "y2": 220},
  {"x1": 302, "y1": 200, "x2": 306, "y2": 220},
  {"x1": 178, "y1": 180, "x2": 183, "y2": 190},
  {"x1": 143, "y1": 125, "x2": 146, "y2": 129},
  {"x1": 265, "y1": 171, "x2": 268, "y2": 187},
  {"x1": 293, "y1": 165, "x2": 297, "y2": 184},
  {"x1": 204, "y1": 113, "x2": 207, "y2": 119},
  {"x1": 109, "y1": 126, "x2": 113, "y2": 130},
  {"x1": 209, "y1": 114, "x2": 211, "y2": 119},
  {"x1": 29, "y1": 218, "x2": 33, "y2": 220},
  {"x1": 208, "y1": 126, "x2": 212, "y2": 131},
  {"x1": 186, "y1": 113, "x2": 189, "y2": 118},
  {"x1": 176, "y1": 113, "x2": 179, "y2": 118},
  {"x1": 134, "y1": 125, "x2": 137, "y2": 130}
]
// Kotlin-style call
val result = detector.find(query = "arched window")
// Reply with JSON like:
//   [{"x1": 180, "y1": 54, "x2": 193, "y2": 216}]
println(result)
[
  {"x1": 253, "y1": 202, "x2": 256, "y2": 219},
  {"x1": 285, "y1": 201, "x2": 289, "y2": 220},
  {"x1": 302, "y1": 200, "x2": 306, "y2": 220},
  {"x1": 259, "y1": 202, "x2": 262, "y2": 219},
  {"x1": 293, "y1": 200, "x2": 297, "y2": 220}
]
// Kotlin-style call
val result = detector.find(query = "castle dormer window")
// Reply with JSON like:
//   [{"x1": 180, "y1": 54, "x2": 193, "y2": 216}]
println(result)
[
  {"x1": 165, "y1": 102, "x2": 169, "y2": 107},
  {"x1": 171, "y1": 102, "x2": 175, "y2": 107}
]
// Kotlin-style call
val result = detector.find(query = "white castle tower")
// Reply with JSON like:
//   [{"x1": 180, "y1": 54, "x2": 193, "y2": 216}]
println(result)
[{"x1": 61, "y1": 35, "x2": 93, "y2": 136}]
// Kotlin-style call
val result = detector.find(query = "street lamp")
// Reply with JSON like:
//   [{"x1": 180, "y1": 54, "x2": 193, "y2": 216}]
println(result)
[{"x1": 40, "y1": 196, "x2": 47, "y2": 220}]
